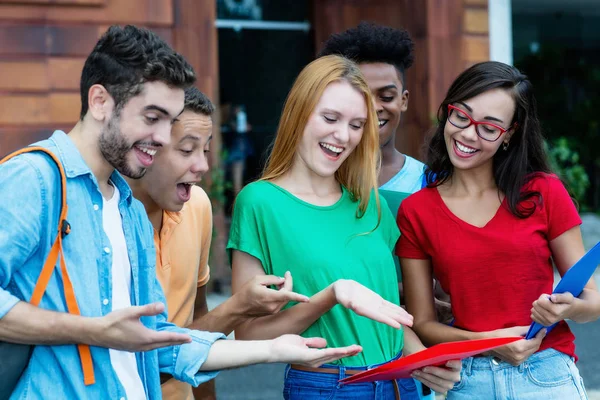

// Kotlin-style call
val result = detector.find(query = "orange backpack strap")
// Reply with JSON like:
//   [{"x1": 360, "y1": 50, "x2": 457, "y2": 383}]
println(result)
[{"x1": 0, "y1": 146, "x2": 95, "y2": 386}]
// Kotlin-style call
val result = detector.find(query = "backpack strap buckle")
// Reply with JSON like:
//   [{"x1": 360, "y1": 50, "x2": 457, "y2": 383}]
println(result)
[{"x1": 61, "y1": 220, "x2": 71, "y2": 238}]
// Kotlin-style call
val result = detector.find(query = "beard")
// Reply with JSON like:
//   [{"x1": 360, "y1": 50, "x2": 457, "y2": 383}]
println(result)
[{"x1": 99, "y1": 113, "x2": 147, "y2": 179}]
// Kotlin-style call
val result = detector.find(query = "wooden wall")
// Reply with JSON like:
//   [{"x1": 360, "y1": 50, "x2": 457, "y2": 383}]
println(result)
[
  {"x1": 0, "y1": 0, "x2": 218, "y2": 157},
  {"x1": 463, "y1": 0, "x2": 490, "y2": 69},
  {"x1": 313, "y1": 0, "x2": 490, "y2": 160}
]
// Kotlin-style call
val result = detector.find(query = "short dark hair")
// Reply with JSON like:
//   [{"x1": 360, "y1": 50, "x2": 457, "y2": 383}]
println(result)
[
  {"x1": 79, "y1": 25, "x2": 196, "y2": 119},
  {"x1": 184, "y1": 87, "x2": 215, "y2": 116},
  {"x1": 425, "y1": 61, "x2": 553, "y2": 218},
  {"x1": 318, "y1": 22, "x2": 414, "y2": 84}
]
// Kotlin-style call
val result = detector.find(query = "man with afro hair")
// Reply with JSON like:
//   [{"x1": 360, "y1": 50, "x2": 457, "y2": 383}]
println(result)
[{"x1": 319, "y1": 22, "x2": 437, "y2": 400}]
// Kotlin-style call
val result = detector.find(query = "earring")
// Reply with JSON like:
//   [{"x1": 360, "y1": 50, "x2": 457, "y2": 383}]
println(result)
[{"x1": 503, "y1": 141, "x2": 510, "y2": 151}]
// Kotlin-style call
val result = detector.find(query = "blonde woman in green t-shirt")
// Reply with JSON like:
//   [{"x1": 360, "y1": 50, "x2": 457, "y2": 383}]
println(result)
[{"x1": 227, "y1": 55, "x2": 461, "y2": 400}]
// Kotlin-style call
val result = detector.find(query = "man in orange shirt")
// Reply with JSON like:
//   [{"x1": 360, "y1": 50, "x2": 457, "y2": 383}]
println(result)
[{"x1": 128, "y1": 87, "x2": 309, "y2": 399}]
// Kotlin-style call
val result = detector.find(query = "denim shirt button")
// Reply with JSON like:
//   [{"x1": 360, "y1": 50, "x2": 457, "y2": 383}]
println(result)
[
  {"x1": 104, "y1": 247, "x2": 111, "y2": 254},
  {"x1": 102, "y1": 299, "x2": 109, "y2": 306},
  {"x1": 93, "y1": 204, "x2": 99, "y2": 211}
]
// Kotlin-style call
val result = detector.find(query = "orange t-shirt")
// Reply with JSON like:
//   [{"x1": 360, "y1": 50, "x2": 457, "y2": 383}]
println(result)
[{"x1": 155, "y1": 186, "x2": 212, "y2": 400}]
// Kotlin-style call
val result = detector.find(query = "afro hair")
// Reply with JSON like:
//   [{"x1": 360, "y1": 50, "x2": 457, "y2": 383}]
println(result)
[{"x1": 318, "y1": 22, "x2": 414, "y2": 82}]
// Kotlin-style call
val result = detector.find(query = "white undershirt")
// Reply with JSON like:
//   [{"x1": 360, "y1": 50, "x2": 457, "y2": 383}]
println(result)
[{"x1": 102, "y1": 185, "x2": 146, "y2": 400}]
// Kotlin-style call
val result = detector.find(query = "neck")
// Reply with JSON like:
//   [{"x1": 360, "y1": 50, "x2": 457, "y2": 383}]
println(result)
[
  {"x1": 276, "y1": 159, "x2": 340, "y2": 197},
  {"x1": 380, "y1": 137, "x2": 404, "y2": 167},
  {"x1": 68, "y1": 120, "x2": 115, "y2": 196},
  {"x1": 128, "y1": 178, "x2": 164, "y2": 231},
  {"x1": 448, "y1": 164, "x2": 496, "y2": 196}
]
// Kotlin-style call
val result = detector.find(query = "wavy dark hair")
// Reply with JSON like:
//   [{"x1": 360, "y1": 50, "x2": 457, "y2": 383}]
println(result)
[
  {"x1": 184, "y1": 87, "x2": 215, "y2": 116},
  {"x1": 80, "y1": 25, "x2": 196, "y2": 119},
  {"x1": 425, "y1": 61, "x2": 553, "y2": 218}
]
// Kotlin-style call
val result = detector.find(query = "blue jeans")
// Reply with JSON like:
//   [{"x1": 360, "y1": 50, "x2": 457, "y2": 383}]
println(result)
[
  {"x1": 283, "y1": 354, "x2": 435, "y2": 400},
  {"x1": 447, "y1": 349, "x2": 588, "y2": 400}
]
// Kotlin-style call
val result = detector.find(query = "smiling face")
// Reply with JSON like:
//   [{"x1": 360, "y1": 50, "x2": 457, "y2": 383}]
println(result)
[
  {"x1": 98, "y1": 80, "x2": 185, "y2": 179},
  {"x1": 140, "y1": 110, "x2": 212, "y2": 211},
  {"x1": 359, "y1": 62, "x2": 408, "y2": 148},
  {"x1": 444, "y1": 88, "x2": 516, "y2": 171},
  {"x1": 293, "y1": 79, "x2": 367, "y2": 179}
]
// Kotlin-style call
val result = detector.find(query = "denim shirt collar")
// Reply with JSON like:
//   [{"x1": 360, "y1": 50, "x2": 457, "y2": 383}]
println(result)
[{"x1": 48, "y1": 130, "x2": 133, "y2": 205}]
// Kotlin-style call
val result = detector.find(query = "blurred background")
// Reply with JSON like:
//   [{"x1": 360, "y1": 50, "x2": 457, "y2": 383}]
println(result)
[{"x1": 1, "y1": 0, "x2": 599, "y2": 398}]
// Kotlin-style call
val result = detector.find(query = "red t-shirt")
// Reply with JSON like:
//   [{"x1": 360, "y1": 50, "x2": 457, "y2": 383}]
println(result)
[{"x1": 396, "y1": 173, "x2": 582, "y2": 359}]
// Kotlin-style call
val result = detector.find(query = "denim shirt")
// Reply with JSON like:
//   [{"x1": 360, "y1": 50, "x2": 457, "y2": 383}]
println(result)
[{"x1": 0, "y1": 131, "x2": 224, "y2": 399}]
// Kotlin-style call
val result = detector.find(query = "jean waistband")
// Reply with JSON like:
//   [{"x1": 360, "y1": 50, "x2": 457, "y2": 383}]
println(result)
[
  {"x1": 463, "y1": 348, "x2": 569, "y2": 375},
  {"x1": 318, "y1": 351, "x2": 404, "y2": 372},
  {"x1": 285, "y1": 352, "x2": 404, "y2": 383}
]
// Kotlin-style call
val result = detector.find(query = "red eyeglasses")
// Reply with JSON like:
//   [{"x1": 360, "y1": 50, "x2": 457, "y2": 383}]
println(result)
[{"x1": 447, "y1": 104, "x2": 511, "y2": 142}]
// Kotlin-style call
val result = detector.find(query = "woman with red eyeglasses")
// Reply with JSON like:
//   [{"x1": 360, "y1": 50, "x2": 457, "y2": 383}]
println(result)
[{"x1": 396, "y1": 61, "x2": 600, "y2": 399}]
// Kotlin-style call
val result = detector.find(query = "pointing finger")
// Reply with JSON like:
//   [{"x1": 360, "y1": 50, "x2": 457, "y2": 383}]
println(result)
[
  {"x1": 274, "y1": 290, "x2": 309, "y2": 303},
  {"x1": 281, "y1": 271, "x2": 293, "y2": 292}
]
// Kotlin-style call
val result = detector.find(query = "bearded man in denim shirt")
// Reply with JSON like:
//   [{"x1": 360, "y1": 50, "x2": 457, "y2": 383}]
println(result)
[{"x1": 0, "y1": 24, "x2": 225, "y2": 399}]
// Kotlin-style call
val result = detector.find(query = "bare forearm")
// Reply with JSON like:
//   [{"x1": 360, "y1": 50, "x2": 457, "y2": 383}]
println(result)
[
  {"x1": 571, "y1": 288, "x2": 600, "y2": 323},
  {"x1": 412, "y1": 320, "x2": 486, "y2": 347},
  {"x1": 235, "y1": 285, "x2": 337, "y2": 340},
  {"x1": 402, "y1": 326, "x2": 426, "y2": 355},
  {"x1": 0, "y1": 301, "x2": 99, "y2": 345},
  {"x1": 200, "y1": 339, "x2": 270, "y2": 370},
  {"x1": 189, "y1": 294, "x2": 246, "y2": 335}
]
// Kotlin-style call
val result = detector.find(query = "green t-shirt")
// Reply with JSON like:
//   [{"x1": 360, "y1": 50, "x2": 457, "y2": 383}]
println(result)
[
  {"x1": 378, "y1": 189, "x2": 412, "y2": 282},
  {"x1": 227, "y1": 181, "x2": 402, "y2": 366}
]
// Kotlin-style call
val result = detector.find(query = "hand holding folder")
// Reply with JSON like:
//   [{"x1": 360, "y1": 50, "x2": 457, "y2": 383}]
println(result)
[
  {"x1": 526, "y1": 241, "x2": 600, "y2": 340},
  {"x1": 339, "y1": 337, "x2": 521, "y2": 384}
]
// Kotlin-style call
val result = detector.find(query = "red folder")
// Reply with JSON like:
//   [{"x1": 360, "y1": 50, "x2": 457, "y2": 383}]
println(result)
[{"x1": 340, "y1": 337, "x2": 521, "y2": 384}]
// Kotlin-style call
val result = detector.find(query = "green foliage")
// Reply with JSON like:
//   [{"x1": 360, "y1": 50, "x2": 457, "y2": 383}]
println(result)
[
  {"x1": 199, "y1": 150, "x2": 232, "y2": 211},
  {"x1": 545, "y1": 138, "x2": 590, "y2": 203},
  {"x1": 516, "y1": 44, "x2": 600, "y2": 210},
  {"x1": 206, "y1": 167, "x2": 231, "y2": 209}
]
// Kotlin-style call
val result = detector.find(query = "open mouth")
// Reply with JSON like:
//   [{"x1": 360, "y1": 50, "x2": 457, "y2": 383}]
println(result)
[
  {"x1": 319, "y1": 142, "x2": 344, "y2": 160},
  {"x1": 378, "y1": 119, "x2": 388, "y2": 129},
  {"x1": 176, "y1": 182, "x2": 195, "y2": 202},
  {"x1": 134, "y1": 145, "x2": 158, "y2": 167},
  {"x1": 453, "y1": 139, "x2": 479, "y2": 158}
]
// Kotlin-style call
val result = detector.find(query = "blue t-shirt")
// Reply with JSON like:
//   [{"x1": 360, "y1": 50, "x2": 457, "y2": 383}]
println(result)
[{"x1": 379, "y1": 155, "x2": 426, "y2": 193}]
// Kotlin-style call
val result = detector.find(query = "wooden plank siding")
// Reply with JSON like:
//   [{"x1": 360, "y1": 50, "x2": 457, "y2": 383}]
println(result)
[
  {"x1": 0, "y1": 0, "x2": 217, "y2": 157},
  {"x1": 0, "y1": 0, "x2": 105, "y2": 5},
  {"x1": 0, "y1": 0, "x2": 172, "y2": 25},
  {"x1": 462, "y1": 0, "x2": 490, "y2": 69}
]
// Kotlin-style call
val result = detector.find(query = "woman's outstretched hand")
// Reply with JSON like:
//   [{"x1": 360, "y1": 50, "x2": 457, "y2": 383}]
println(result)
[
  {"x1": 332, "y1": 279, "x2": 414, "y2": 329},
  {"x1": 270, "y1": 335, "x2": 362, "y2": 367}
]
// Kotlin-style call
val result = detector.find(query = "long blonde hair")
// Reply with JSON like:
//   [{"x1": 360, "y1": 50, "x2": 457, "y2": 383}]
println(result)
[{"x1": 261, "y1": 55, "x2": 381, "y2": 220}]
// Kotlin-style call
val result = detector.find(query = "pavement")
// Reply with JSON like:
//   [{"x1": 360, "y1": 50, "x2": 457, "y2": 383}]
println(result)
[{"x1": 207, "y1": 271, "x2": 600, "y2": 399}]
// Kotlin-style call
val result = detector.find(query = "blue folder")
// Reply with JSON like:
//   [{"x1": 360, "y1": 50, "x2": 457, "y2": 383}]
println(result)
[{"x1": 526, "y1": 241, "x2": 600, "y2": 339}]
